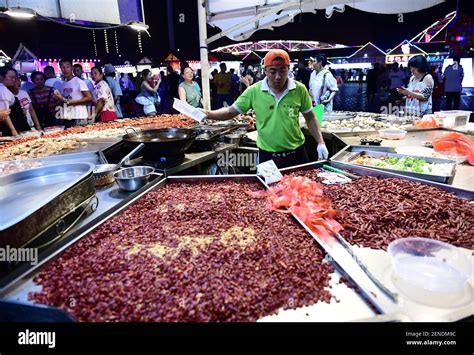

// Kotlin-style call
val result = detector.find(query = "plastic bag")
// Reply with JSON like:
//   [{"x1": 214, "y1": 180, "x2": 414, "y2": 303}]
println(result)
[{"x1": 433, "y1": 132, "x2": 474, "y2": 165}]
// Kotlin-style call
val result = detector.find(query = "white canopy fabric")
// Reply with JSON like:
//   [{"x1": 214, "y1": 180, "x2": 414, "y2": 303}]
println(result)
[
  {"x1": 206, "y1": 0, "x2": 444, "y2": 43},
  {"x1": 0, "y1": 0, "x2": 144, "y2": 25}
]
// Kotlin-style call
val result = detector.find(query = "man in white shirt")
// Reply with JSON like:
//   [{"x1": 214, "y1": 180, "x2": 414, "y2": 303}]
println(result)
[
  {"x1": 54, "y1": 58, "x2": 92, "y2": 127},
  {"x1": 73, "y1": 64, "x2": 97, "y2": 102},
  {"x1": 11, "y1": 77, "x2": 41, "y2": 130},
  {"x1": 309, "y1": 55, "x2": 338, "y2": 112},
  {"x1": 0, "y1": 81, "x2": 18, "y2": 136},
  {"x1": 44, "y1": 66, "x2": 63, "y2": 91}
]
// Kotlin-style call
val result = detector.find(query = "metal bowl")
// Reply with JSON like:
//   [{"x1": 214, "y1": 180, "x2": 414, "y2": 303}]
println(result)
[
  {"x1": 113, "y1": 166, "x2": 155, "y2": 192},
  {"x1": 220, "y1": 133, "x2": 243, "y2": 145}
]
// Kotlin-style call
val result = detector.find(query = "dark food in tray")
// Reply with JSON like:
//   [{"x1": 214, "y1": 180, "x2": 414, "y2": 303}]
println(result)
[
  {"x1": 359, "y1": 138, "x2": 382, "y2": 146},
  {"x1": 30, "y1": 180, "x2": 335, "y2": 322},
  {"x1": 285, "y1": 169, "x2": 473, "y2": 250}
]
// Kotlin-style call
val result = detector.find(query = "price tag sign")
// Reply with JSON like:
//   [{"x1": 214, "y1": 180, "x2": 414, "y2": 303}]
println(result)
[{"x1": 257, "y1": 160, "x2": 283, "y2": 185}]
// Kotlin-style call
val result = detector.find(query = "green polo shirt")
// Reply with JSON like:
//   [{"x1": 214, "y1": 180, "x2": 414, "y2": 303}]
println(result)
[{"x1": 233, "y1": 78, "x2": 312, "y2": 152}]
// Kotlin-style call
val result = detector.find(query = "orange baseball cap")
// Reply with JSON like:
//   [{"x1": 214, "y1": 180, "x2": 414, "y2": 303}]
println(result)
[{"x1": 263, "y1": 49, "x2": 291, "y2": 67}]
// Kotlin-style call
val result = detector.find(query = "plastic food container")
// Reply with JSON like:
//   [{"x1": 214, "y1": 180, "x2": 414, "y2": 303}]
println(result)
[
  {"x1": 378, "y1": 128, "x2": 407, "y2": 140},
  {"x1": 388, "y1": 237, "x2": 472, "y2": 307},
  {"x1": 435, "y1": 110, "x2": 471, "y2": 129}
]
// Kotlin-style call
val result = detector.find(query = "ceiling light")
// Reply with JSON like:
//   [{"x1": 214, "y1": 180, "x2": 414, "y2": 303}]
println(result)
[{"x1": 4, "y1": 7, "x2": 36, "y2": 19}]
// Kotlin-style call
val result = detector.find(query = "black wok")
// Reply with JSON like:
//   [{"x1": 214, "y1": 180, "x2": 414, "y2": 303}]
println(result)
[{"x1": 123, "y1": 128, "x2": 198, "y2": 160}]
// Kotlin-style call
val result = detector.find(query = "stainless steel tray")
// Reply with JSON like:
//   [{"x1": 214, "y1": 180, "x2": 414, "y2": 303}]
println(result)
[
  {"x1": 330, "y1": 145, "x2": 456, "y2": 184},
  {"x1": 0, "y1": 163, "x2": 95, "y2": 248},
  {"x1": 0, "y1": 151, "x2": 107, "y2": 177},
  {"x1": 322, "y1": 113, "x2": 357, "y2": 121}
]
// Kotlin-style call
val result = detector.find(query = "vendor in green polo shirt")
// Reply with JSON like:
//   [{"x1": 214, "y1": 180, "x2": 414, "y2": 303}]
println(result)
[{"x1": 206, "y1": 49, "x2": 328, "y2": 169}]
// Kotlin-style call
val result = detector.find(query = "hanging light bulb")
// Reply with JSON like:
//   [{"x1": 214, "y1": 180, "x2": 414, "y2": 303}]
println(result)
[
  {"x1": 104, "y1": 29, "x2": 109, "y2": 54},
  {"x1": 115, "y1": 31, "x2": 119, "y2": 54},
  {"x1": 137, "y1": 31, "x2": 143, "y2": 53},
  {"x1": 92, "y1": 30, "x2": 98, "y2": 57}
]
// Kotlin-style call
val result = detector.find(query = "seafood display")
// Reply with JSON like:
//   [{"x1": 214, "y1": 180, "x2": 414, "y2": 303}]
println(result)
[
  {"x1": 0, "y1": 115, "x2": 195, "y2": 162},
  {"x1": 433, "y1": 132, "x2": 474, "y2": 165},
  {"x1": 0, "y1": 138, "x2": 87, "y2": 161}
]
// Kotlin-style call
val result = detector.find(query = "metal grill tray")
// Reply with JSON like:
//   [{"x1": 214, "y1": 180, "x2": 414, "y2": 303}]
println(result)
[
  {"x1": 0, "y1": 163, "x2": 95, "y2": 249},
  {"x1": 330, "y1": 145, "x2": 456, "y2": 184}
]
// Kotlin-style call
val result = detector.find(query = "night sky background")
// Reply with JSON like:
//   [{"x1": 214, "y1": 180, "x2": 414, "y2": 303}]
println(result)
[{"x1": 0, "y1": 0, "x2": 470, "y2": 64}]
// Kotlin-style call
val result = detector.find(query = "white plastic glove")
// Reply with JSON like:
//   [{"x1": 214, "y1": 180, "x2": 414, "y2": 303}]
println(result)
[{"x1": 317, "y1": 143, "x2": 329, "y2": 160}]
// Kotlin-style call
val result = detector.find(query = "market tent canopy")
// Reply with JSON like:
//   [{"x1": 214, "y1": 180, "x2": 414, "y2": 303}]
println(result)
[
  {"x1": 0, "y1": 0, "x2": 144, "y2": 25},
  {"x1": 138, "y1": 57, "x2": 153, "y2": 64},
  {"x1": 12, "y1": 43, "x2": 38, "y2": 63},
  {"x1": 0, "y1": 50, "x2": 11, "y2": 63},
  {"x1": 206, "y1": 0, "x2": 445, "y2": 43},
  {"x1": 347, "y1": 42, "x2": 387, "y2": 59}
]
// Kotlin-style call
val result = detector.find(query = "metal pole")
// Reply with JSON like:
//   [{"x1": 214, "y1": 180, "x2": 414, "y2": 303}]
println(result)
[{"x1": 197, "y1": 0, "x2": 210, "y2": 110}]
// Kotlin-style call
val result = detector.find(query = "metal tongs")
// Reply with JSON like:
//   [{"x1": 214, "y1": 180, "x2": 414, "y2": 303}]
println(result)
[{"x1": 333, "y1": 232, "x2": 399, "y2": 303}]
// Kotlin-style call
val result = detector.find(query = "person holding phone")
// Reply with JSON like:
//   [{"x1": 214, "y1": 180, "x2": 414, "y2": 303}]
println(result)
[{"x1": 397, "y1": 55, "x2": 433, "y2": 117}]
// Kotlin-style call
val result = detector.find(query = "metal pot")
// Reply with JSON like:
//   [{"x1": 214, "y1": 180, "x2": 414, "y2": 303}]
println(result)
[
  {"x1": 123, "y1": 128, "x2": 198, "y2": 160},
  {"x1": 220, "y1": 133, "x2": 243, "y2": 145},
  {"x1": 113, "y1": 166, "x2": 155, "y2": 192},
  {"x1": 93, "y1": 143, "x2": 145, "y2": 187}
]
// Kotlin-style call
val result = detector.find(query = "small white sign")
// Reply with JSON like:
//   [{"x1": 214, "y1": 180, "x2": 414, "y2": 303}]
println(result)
[
  {"x1": 257, "y1": 160, "x2": 283, "y2": 185},
  {"x1": 173, "y1": 98, "x2": 206, "y2": 122}
]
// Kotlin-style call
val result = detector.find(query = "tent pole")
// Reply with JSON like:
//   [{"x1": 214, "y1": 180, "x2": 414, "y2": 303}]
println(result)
[{"x1": 197, "y1": 0, "x2": 210, "y2": 110}]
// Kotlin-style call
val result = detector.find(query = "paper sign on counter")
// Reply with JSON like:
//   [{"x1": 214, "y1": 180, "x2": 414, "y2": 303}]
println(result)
[{"x1": 257, "y1": 160, "x2": 282, "y2": 185}]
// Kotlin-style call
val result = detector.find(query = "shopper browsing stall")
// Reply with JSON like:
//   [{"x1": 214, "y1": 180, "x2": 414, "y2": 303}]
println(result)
[
  {"x1": 90, "y1": 66, "x2": 117, "y2": 122},
  {"x1": 397, "y1": 55, "x2": 434, "y2": 116},
  {"x1": 0, "y1": 67, "x2": 33, "y2": 135},
  {"x1": 206, "y1": 49, "x2": 328, "y2": 168},
  {"x1": 0, "y1": 80, "x2": 18, "y2": 136},
  {"x1": 28, "y1": 71, "x2": 58, "y2": 128},
  {"x1": 309, "y1": 55, "x2": 338, "y2": 112},
  {"x1": 178, "y1": 67, "x2": 202, "y2": 108},
  {"x1": 44, "y1": 66, "x2": 62, "y2": 91},
  {"x1": 135, "y1": 69, "x2": 161, "y2": 116},
  {"x1": 104, "y1": 64, "x2": 124, "y2": 118},
  {"x1": 54, "y1": 58, "x2": 92, "y2": 127},
  {"x1": 10, "y1": 76, "x2": 42, "y2": 131}
]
